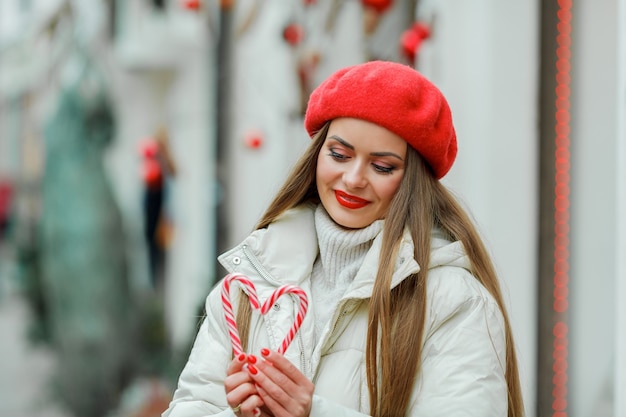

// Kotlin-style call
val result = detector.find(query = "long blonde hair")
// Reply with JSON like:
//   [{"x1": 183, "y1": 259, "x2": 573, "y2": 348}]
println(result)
[{"x1": 237, "y1": 123, "x2": 524, "y2": 417}]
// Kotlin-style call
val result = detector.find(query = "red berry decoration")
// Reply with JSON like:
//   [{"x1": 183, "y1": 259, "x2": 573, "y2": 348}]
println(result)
[
  {"x1": 182, "y1": 0, "x2": 201, "y2": 11},
  {"x1": 283, "y1": 23, "x2": 305, "y2": 46},
  {"x1": 244, "y1": 130, "x2": 264, "y2": 149},
  {"x1": 361, "y1": 0, "x2": 393, "y2": 13},
  {"x1": 401, "y1": 22, "x2": 430, "y2": 63}
]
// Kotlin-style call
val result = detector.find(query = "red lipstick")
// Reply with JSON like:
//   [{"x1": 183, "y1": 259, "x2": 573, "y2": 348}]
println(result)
[{"x1": 335, "y1": 190, "x2": 370, "y2": 209}]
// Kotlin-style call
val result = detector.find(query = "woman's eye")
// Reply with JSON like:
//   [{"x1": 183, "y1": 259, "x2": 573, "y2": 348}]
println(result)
[
  {"x1": 373, "y1": 164, "x2": 394, "y2": 174},
  {"x1": 329, "y1": 149, "x2": 348, "y2": 161}
]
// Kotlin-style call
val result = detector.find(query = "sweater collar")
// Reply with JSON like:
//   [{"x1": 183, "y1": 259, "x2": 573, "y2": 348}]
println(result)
[{"x1": 314, "y1": 205, "x2": 383, "y2": 287}]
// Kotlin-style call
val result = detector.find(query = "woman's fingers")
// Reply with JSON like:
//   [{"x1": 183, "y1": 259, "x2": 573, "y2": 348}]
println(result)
[
  {"x1": 225, "y1": 354, "x2": 266, "y2": 416},
  {"x1": 224, "y1": 353, "x2": 250, "y2": 394},
  {"x1": 247, "y1": 349, "x2": 314, "y2": 417},
  {"x1": 226, "y1": 353, "x2": 248, "y2": 375},
  {"x1": 256, "y1": 384, "x2": 283, "y2": 415},
  {"x1": 261, "y1": 349, "x2": 311, "y2": 386},
  {"x1": 229, "y1": 394, "x2": 264, "y2": 417}
]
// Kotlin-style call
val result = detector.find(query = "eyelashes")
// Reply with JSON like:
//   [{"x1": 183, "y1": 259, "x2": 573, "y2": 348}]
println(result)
[
  {"x1": 328, "y1": 150, "x2": 347, "y2": 160},
  {"x1": 327, "y1": 149, "x2": 397, "y2": 175},
  {"x1": 373, "y1": 165, "x2": 394, "y2": 174}
]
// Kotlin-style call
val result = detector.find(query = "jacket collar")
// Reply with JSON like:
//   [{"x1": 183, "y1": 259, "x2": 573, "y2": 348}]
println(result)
[
  {"x1": 220, "y1": 204, "x2": 471, "y2": 298},
  {"x1": 222, "y1": 203, "x2": 320, "y2": 287}
]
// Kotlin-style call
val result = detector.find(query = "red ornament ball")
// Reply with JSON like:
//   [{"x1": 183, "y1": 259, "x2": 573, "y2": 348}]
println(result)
[
  {"x1": 283, "y1": 23, "x2": 305, "y2": 46},
  {"x1": 244, "y1": 130, "x2": 264, "y2": 149},
  {"x1": 401, "y1": 22, "x2": 430, "y2": 62},
  {"x1": 182, "y1": 0, "x2": 201, "y2": 11},
  {"x1": 361, "y1": 0, "x2": 393, "y2": 13}
]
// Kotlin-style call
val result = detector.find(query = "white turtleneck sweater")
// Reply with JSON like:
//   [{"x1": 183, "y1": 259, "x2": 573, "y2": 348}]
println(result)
[{"x1": 310, "y1": 206, "x2": 383, "y2": 342}]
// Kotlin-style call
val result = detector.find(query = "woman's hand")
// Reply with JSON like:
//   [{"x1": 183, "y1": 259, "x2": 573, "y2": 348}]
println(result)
[
  {"x1": 224, "y1": 353, "x2": 265, "y2": 416},
  {"x1": 246, "y1": 348, "x2": 315, "y2": 417}
]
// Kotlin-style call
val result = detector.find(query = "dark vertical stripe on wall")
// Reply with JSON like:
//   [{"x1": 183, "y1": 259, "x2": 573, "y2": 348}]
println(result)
[
  {"x1": 215, "y1": 6, "x2": 234, "y2": 285},
  {"x1": 537, "y1": 1, "x2": 572, "y2": 416},
  {"x1": 107, "y1": 0, "x2": 116, "y2": 40}
]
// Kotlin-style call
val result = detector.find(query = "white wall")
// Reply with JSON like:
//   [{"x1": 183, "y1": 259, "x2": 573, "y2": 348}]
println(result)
[
  {"x1": 569, "y1": 0, "x2": 621, "y2": 416},
  {"x1": 615, "y1": 1, "x2": 626, "y2": 415},
  {"x1": 226, "y1": 0, "x2": 309, "y2": 245},
  {"x1": 417, "y1": 0, "x2": 539, "y2": 414}
]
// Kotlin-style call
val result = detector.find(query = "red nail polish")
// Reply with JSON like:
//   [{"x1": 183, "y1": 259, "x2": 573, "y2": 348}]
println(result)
[
  {"x1": 253, "y1": 408, "x2": 261, "y2": 417},
  {"x1": 261, "y1": 348, "x2": 270, "y2": 357},
  {"x1": 248, "y1": 364, "x2": 258, "y2": 375},
  {"x1": 248, "y1": 354, "x2": 257, "y2": 364},
  {"x1": 237, "y1": 353, "x2": 246, "y2": 362}
]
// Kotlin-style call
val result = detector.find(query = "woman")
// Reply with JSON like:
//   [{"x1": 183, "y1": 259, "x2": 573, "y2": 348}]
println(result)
[{"x1": 163, "y1": 60, "x2": 524, "y2": 417}]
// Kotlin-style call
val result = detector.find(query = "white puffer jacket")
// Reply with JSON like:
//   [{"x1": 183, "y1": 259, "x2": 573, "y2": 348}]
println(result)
[{"x1": 163, "y1": 204, "x2": 508, "y2": 417}]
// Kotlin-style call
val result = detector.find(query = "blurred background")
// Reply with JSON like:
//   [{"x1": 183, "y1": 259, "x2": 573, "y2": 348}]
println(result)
[{"x1": 0, "y1": 0, "x2": 624, "y2": 416}]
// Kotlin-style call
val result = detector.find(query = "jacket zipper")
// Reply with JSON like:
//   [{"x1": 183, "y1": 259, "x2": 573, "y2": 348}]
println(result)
[
  {"x1": 241, "y1": 244, "x2": 308, "y2": 374},
  {"x1": 242, "y1": 244, "x2": 281, "y2": 286},
  {"x1": 311, "y1": 299, "x2": 351, "y2": 381},
  {"x1": 331, "y1": 301, "x2": 350, "y2": 336}
]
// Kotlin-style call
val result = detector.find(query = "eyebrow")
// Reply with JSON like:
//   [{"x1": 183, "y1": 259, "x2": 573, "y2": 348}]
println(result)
[{"x1": 328, "y1": 134, "x2": 405, "y2": 161}]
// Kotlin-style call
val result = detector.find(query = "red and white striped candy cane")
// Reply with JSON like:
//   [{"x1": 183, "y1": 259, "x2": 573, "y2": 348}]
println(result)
[
  {"x1": 259, "y1": 284, "x2": 309, "y2": 354},
  {"x1": 221, "y1": 273, "x2": 259, "y2": 357},
  {"x1": 221, "y1": 274, "x2": 308, "y2": 356}
]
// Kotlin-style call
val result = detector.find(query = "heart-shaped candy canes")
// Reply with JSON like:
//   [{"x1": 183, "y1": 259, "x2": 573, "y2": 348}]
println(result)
[{"x1": 221, "y1": 273, "x2": 309, "y2": 357}]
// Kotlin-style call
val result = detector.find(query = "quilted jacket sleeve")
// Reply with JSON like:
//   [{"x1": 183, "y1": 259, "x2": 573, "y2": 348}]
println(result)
[
  {"x1": 408, "y1": 266, "x2": 509, "y2": 416},
  {"x1": 162, "y1": 285, "x2": 236, "y2": 417}
]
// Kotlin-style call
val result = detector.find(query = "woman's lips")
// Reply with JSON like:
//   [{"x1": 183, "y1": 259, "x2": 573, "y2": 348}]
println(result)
[{"x1": 334, "y1": 190, "x2": 370, "y2": 209}]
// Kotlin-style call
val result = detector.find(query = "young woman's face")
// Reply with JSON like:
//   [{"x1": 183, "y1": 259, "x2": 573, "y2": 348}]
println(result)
[{"x1": 316, "y1": 118, "x2": 407, "y2": 229}]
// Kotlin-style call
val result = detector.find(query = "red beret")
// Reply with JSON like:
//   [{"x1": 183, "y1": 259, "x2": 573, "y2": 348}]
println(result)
[{"x1": 304, "y1": 60, "x2": 457, "y2": 179}]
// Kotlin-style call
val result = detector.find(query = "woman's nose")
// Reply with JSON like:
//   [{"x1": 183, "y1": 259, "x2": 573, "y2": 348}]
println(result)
[{"x1": 342, "y1": 163, "x2": 367, "y2": 188}]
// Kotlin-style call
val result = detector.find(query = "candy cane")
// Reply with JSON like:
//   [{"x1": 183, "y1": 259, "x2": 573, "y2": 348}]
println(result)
[
  {"x1": 260, "y1": 284, "x2": 309, "y2": 354},
  {"x1": 220, "y1": 274, "x2": 308, "y2": 356},
  {"x1": 221, "y1": 273, "x2": 259, "y2": 357}
]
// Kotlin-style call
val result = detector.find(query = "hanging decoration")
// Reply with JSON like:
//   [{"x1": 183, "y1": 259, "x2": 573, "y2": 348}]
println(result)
[
  {"x1": 297, "y1": 51, "x2": 321, "y2": 114},
  {"x1": 137, "y1": 127, "x2": 177, "y2": 288},
  {"x1": 220, "y1": 0, "x2": 234, "y2": 10},
  {"x1": 139, "y1": 140, "x2": 164, "y2": 189},
  {"x1": 181, "y1": 0, "x2": 201, "y2": 11},
  {"x1": 361, "y1": 0, "x2": 393, "y2": 13},
  {"x1": 243, "y1": 129, "x2": 264, "y2": 149},
  {"x1": 0, "y1": 179, "x2": 14, "y2": 239},
  {"x1": 283, "y1": 22, "x2": 306, "y2": 46},
  {"x1": 400, "y1": 21, "x2": 430, "y2": 63}
]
